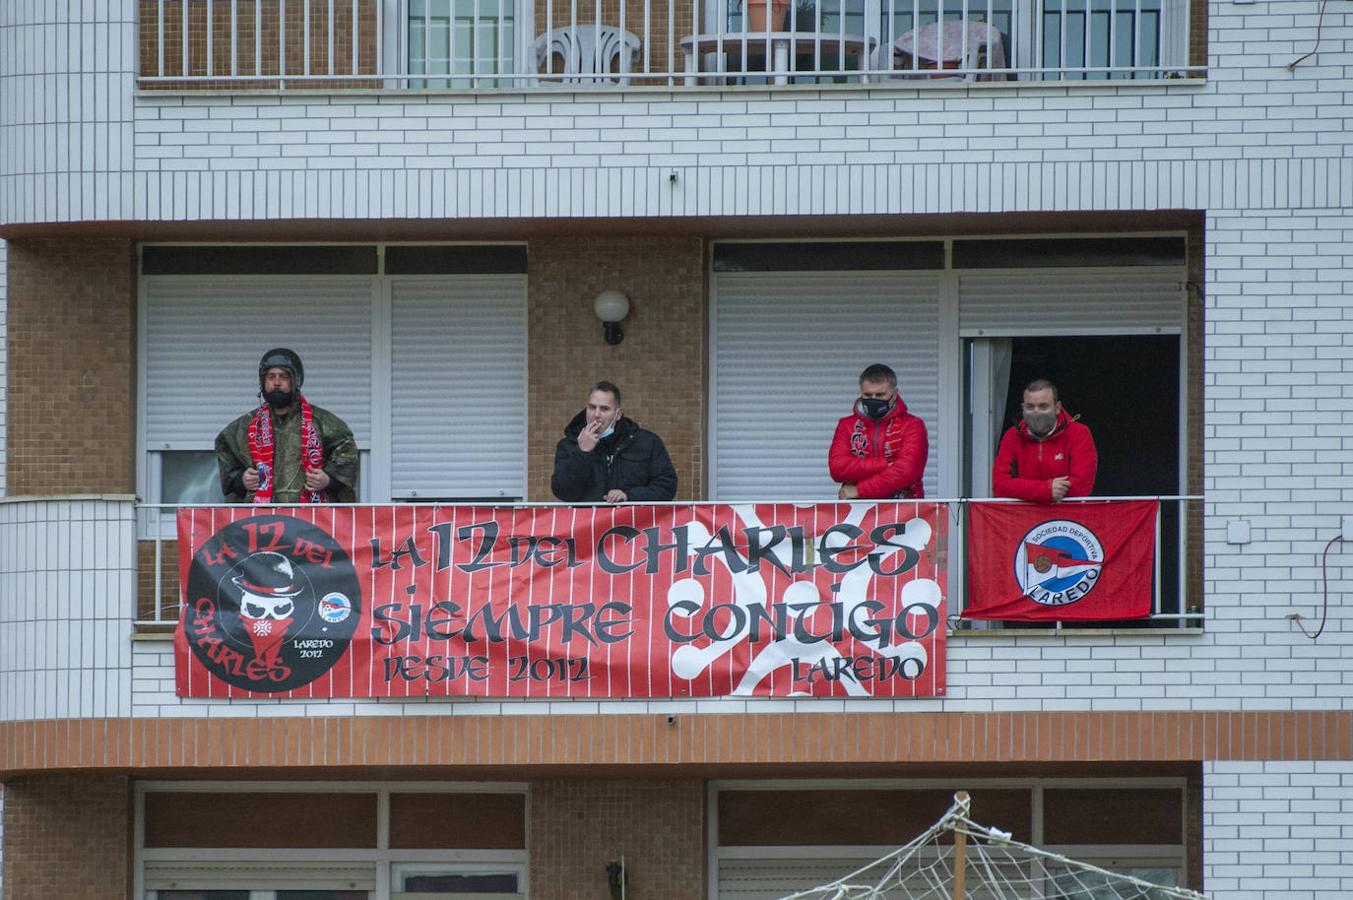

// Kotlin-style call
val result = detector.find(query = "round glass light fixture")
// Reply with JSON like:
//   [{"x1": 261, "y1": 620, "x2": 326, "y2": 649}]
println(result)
[{"x1": 593, "y1": 290, "x2": 631, "y2": 345}]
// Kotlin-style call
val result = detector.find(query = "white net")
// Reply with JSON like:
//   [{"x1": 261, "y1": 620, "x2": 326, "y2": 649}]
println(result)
[{"x1": 779, "y1": 793, "x2": 1206, "y2": 900}]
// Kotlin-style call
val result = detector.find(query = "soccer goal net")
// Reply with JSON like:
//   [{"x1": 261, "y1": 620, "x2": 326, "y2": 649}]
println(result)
[{"x1": 779, "y1": 792, "x2": 1206, "y2": 900}]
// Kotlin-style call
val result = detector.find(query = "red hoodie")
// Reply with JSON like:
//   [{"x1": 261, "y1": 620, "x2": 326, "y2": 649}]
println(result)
[
  {"x1": 992, "y1": 408, "x2": 1097, "y2": 502},
  {"x1": 828, "y1": 397, "x2": 928, "y2": 499}
]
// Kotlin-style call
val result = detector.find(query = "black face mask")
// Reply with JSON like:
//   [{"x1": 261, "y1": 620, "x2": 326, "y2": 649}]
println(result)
[
  {"x1": 860, "y1": 397, "x2": 892, "y2": 420},
  {"x1": 263, "y1": 389, "x2": 295, "y2": 409}
]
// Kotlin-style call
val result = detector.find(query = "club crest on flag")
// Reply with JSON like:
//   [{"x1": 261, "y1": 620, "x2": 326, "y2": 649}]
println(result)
[{"x1": 1014, "y1": 519, "x2": 1104, "y2": 607}]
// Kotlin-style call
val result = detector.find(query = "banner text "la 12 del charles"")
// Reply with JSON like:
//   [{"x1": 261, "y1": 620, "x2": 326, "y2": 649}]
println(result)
[{"x1": 175, "y1": 503, "x2": 948, "y2": 700}]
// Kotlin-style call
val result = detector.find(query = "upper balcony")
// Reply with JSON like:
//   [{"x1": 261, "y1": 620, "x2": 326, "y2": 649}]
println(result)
[{"x1": 137, "y1": 0, "x2": 1202, "y2": 91}]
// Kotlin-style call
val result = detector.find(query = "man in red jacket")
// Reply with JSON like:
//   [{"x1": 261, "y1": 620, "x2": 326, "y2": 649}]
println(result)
[
  {"x1": 992, "y1": 378, "x2": 1098, "y2": 502},
  {"x1": 829, "y1": 363, "x2": 929, "y2": 500}
]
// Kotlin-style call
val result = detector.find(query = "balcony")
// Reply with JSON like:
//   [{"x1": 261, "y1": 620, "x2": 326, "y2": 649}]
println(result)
[
  {"x1": 128, "y1": 496, "x2": 1200, "y2": 626},
  {"x1": 136, "y1": 0, "x2": 1200, "y2": 91},
  {"x1": 0, "y1": 495, "x2": 1200, "y2": 709}
]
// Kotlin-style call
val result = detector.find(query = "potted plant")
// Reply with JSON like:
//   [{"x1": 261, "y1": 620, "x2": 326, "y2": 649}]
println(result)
[{"x1": 740, "y1": 0, "x2": 792, "y2": 31}]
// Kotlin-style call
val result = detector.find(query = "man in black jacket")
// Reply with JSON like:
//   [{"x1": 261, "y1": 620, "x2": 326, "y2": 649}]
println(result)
[{"x1": 551, "y1": 381, "x2": 678, "y2": 503}]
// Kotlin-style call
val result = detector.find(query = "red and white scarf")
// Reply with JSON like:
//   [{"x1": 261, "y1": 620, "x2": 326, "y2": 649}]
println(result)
[{"x1": 247, "y1": 395, "x2": 325, "y2": 504}]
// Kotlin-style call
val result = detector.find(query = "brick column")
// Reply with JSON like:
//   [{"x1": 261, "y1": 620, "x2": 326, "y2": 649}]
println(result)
[
  {"x1": 5, "y1": 238, "x2": 136, "y2": 495},
  {"x1": 527, "y1": 235, "x2": 706, "y2": 502},
  {"x1": 1, "y1": 774, "x2": 131, "y2": 899},
  {"x1": 529, "y1": 778, "x2": 705, "y2": 900}
]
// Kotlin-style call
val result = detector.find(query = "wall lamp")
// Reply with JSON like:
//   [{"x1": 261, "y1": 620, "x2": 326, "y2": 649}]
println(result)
[{"x1": 594, "y1": 290, "x2": 631, "y2": 345}]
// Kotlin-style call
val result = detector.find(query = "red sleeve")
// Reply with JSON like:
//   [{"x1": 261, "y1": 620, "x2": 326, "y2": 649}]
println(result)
[
  {"x1": 829, "y1": 417, "x2": 887, "y2": 484},
  {"x1": 991, "y1": 428, "x2": 1053, "y2": 502},
  {"x1": 855, "y1": 415, "x2": 928, "y2": 499},
  {"x1": 1064, "y1": 422, "x2": 1098, "y2": 497}
]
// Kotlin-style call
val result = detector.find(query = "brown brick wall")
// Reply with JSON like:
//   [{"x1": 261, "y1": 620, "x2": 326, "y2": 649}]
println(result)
[
  {"x1": 1, "y1": 712, "x2": 1348, "y2": 776},
  {"x1": 5, "y1": 239, "x2": 136, "y2": 496},
  {"x1": 1189, "y1": 0, "x2": 1207, "y2": 71},
  {"x1": 136, "y1": 539, "x2": 181, "y2": 624},
  {"x1": 527, "y1": 235, "x2": 706, "y2": 503},
  {"x1": 0, "y1": 774, "x2": 131, "y2": 900},
  {"x1": 529, "y1": 778, "x2": 705, "y2": 900}
]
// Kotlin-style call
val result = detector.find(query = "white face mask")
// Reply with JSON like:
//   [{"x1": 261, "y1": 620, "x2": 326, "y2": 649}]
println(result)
[{"x1": 599, "y1": 425, "x2": 615, "y2": 438}]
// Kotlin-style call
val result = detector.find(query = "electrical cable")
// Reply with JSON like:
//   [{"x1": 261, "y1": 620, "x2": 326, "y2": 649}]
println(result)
[
  {"x1": 1286, "y1": 0, "x2": 1330, "y2": 71},
  {"x1": 1292, "y1": 534, "x2": 1341, "y2": 640}
]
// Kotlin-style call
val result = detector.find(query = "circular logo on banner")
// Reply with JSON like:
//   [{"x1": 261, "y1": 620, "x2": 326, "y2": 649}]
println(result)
[
  {"x1": 184, "y1": 515, "x2": 361, "y2": 692},
  {"x1": 1014, "y1": 519, "x2": 1104, "y2": 607}
]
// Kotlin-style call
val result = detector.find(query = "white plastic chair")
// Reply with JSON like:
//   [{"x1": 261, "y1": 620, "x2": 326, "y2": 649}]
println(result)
[
  {"x1": 533, "y1": 25, "x2": 642, "y2": 86},
  {"x1": 874, "y1": 20, "x2": 1007, "y2": 81}
]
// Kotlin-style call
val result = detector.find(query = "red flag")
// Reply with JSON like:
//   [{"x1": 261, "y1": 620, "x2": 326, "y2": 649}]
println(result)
[{"x1": 965, "y1": 500, "x2": 1158, "y2": 621}]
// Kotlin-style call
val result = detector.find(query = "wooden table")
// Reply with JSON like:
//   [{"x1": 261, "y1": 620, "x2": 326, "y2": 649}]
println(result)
[{"x1": 680, "y1": 31, "x2": 876, "y2": 86}]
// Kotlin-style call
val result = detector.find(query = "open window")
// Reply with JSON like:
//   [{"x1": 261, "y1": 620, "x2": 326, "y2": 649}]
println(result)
[{"x1": 955, "y1": 236, "x2": 1195, "y2": 626}]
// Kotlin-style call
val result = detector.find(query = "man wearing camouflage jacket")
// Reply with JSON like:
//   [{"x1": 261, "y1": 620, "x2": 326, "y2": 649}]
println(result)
[{"x1": 215, "y1": 348, "x2": 359, "y2": 504}]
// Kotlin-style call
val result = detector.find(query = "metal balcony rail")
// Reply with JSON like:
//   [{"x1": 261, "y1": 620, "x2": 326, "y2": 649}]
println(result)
[
  {"x1": 136, "y1": 0, "x2": 1200, "y2": 90},
  {"x1": 133, "y1": 496, "x2": 1201, "y2": 627}
]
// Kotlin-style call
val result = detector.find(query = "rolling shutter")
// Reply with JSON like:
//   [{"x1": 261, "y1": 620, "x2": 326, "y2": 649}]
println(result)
[
  {"x1": 716, "y1": 853, "x2": 889, "y2": 899},
  {"x1": 712, "y1": 271, "x2": 940, "y2": 501},
  {"x1": 143, "y1": 277, "x2": 374, "y2": 447},
  {"x1": 143, "y1": 859, "x2": 377, "y2": 891},
  {"x1": 959, "y1": 267, "x2": 1185, "y2": 335},
  {"x1": 389, "y1": 275, "x2": 527, "y2": 499}
]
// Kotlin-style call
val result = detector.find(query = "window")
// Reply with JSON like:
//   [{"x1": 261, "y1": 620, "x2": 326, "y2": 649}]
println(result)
[
  {"x1": 707, "y1": 234, "x2": 1197, "y2": 626},
  {"x1": 158, "y1": 893, "x2": 369, "y2": 900},
  {"x1": 392, "y1": 865, "x2": 525, "y2": 896},
  {"x1": 967, "y1": 334, "x2": 1189, "y2": 622},
  {"x1": 408, "y1": 0, "x2": 518, "y2": 87},
  {"x1": 136, "y1": 244, "x2": 528, "y2": 528},
  {"x1": 710, "y1": 779, "x2": 1194, "y2": 899},
  {"x1": 956, "y1": 236, "x2": 1194, "y2": 625},
  {"x1": 869, "y1": 0, "x2": 1181, "y2": 80},
  {"x1": 1041, "y1": 0, "x2": 1163, "y2": 78},
  {"x1": 139, "y1": 783, "x2": 528, "y2": 900}
]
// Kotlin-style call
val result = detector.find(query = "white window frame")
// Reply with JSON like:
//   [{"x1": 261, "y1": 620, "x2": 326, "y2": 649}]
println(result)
[
  {"x1": 134, "y1": 242, "x2": 529, "y2": 538},
  {"x1": 864, "y1": 0, "x2": 1185, "y2": 76},
  {"x1": 707, "y1": 231, "x2": 1192, "y2": 628},
  {"x1": 390, "y1": 861, "x2": 528, "y2": 898},
  {"x1": 706, "y1": 776, "x2": 1191, "y2": 900},
  {"x1": 135, "y1": 780, "x2": 529, "y2": 900},
  {"x1": 387, "y1": 0, "x2": 535, "y2": 86}
]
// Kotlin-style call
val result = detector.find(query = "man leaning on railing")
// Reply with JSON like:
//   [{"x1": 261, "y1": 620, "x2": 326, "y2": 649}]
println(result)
[
  {"x1": 215, "y1": 348, "x2": 360, "y2": 504},
  {"x1": 550, "y1": 380, "x2": 678, "y2": 504},
  {"x1": 992, "y1": 378, "x2": 1097, "y2": 502},
  {"x1": 829, "y1": 363, "x2": 930, "y2": 501}
]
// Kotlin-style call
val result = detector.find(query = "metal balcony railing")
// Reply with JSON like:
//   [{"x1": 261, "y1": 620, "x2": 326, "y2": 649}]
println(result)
[
  {"x1": 136, "y1": 0, "x2": 1200, "y2": 90},
  {"x1": 133, "y1": 497, "x2": 1202, "y2": 628}
]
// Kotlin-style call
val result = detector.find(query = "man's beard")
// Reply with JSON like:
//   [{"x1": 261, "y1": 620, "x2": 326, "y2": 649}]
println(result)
[{"x1": 263, "y1": 389, "x2": 295, "y2": 408}]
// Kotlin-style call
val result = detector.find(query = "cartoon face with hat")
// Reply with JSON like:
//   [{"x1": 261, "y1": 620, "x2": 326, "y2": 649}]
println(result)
[{"x1": 232, "y1": 550, "x2": 304, "y2": 670}]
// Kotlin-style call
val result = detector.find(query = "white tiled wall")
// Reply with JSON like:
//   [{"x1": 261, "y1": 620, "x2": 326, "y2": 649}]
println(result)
[
  {"x1": 1204, "y1": 761, "x2": 1353, "y2": 900},
  {"x1": 0, "y1": 499, "x2": 135, "y2": 721},
  {"x1": 0, "y1": 0, "x2": 136, "y2": 225},
  {"x1": 0, "y1": 3, "x2": 1348, "y2": 225}
]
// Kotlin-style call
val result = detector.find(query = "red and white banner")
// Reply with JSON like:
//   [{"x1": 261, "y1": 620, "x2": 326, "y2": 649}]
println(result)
[
  {"x1": 175, "y1": 503, "x2": 947, "y2": 699},
  {"x1": 964, "y1": 500, "x2": 1157, "y2": 622}
]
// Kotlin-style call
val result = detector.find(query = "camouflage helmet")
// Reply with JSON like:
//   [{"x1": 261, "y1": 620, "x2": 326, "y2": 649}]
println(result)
[{"x1": 258, "y1": 348, "x2": 304, "y2": 392}]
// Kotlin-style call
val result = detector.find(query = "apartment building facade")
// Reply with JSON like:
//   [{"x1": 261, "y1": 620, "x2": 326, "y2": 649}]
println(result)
[{"x1": 1, "y1": 0, "x2": 1351, "y2": 897}]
